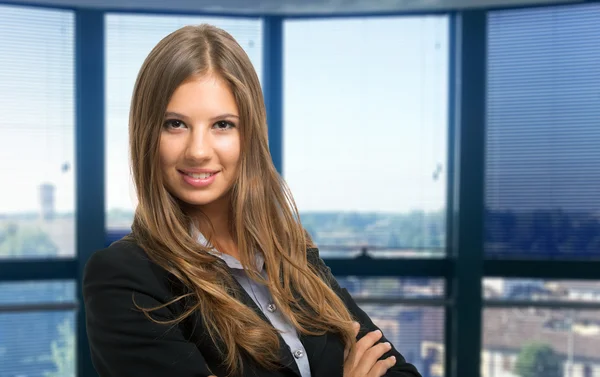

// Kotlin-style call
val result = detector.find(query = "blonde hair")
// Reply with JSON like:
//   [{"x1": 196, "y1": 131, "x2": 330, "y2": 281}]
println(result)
[{"x1": 128, "y1": 24, "x2": 356, "y2": 376}]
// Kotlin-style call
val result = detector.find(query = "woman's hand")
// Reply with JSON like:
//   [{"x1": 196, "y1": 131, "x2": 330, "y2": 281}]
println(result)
[{"x1": 343, "y1": 322, "x2": 397, "y2": 377}]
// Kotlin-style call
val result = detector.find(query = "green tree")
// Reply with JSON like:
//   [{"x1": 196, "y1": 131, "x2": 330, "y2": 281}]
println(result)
[
  {"x1": 45, "y1": 317, "x2": 75, "y2": 377},
  {"x1": 515, "y1": 342, "x2": 562, "y2": 377},
  {"x1": 0, "y1": 223, "x2": 58, "y2": 257}
]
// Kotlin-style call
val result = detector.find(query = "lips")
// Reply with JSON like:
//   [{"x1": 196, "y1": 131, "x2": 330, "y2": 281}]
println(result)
[{"x1": 178, "y1": 169, "x2": 220, "y2": 188}]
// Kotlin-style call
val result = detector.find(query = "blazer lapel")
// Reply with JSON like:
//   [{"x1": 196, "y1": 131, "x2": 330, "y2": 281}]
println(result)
[
  {"x1": 229, "y1": 275, "x2": 302, "y2": 377},
  {"x1": 216, "y1": 248, "x2": 342, "y2": 376},
  {"x1": 298, "y1": 331, "x2": 328, "y2": 374}
]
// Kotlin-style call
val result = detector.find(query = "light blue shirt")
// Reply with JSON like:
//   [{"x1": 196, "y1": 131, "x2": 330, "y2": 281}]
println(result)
[{"x1": 195, "y1": 232, "x2": 312, "y2": 377}]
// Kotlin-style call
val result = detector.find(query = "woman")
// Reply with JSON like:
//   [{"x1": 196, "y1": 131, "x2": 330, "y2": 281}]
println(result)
[{"x1": 83, "y1": 24, "x2": 421, "y2": 377}]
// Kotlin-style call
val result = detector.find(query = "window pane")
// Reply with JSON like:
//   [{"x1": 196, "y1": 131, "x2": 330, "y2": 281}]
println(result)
[
  {"x1": 283, "y1": 17, "x2": 449, "y2": 258},
  {"x1": 0, "y1": 5, "x2": 75, "y2": 259},
  {"x1": 339, "y1": 279, "x2": 445, "y2": 375},
  {"x1": 0, "y1": 280, "x2": 75, "y2": 304},
  {"x1": 485, "y1": 4, "x2": 600, "y2": 259},
  {"x1": 483, "y1": 308, "x2": 600, "y2": 377},
  {"x1": 485, "y1": 279, "x2": 600, "y2": 303},
  {"x1": 360, "y1": 305, "x2": 445, "y2": 377},
  {"x1": 338, "y1": 277, "x2": 445, "y2": 299},
  {"x1": 0, "y1": 312, "x2": 76, "y2": 377},
  {"x1": 105, "y1": 14, "x2": 263, "y2": 230},
  {"x1": 0, "y1": 281, "x2": 76, "y2": 376}
]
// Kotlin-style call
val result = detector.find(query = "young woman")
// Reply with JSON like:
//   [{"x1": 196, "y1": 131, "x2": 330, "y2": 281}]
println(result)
[{"x1": 83, "y1": 24, "x2": 421, "y2": 377}]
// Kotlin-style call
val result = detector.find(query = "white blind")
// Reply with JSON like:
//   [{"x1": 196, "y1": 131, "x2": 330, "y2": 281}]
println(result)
[{"x1": 0, "y1": 4, "x2": 75, "y2": 259}]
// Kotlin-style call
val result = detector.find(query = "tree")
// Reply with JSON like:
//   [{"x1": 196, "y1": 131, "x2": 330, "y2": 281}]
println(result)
[
  {"x1": 515, "y1": 342, "x2": 562, "y2": 377},
  {"x1": 0, "y1": 223, "x2": 58, "y2": 257},
  {"x1": 45, "y1": 317, "x2": 75, "y2": 377}
]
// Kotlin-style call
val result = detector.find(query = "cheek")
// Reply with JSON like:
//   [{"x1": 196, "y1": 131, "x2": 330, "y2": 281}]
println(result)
[
  {"x1": 159, "y1": 136, "x2": 178, "y2": 169},
  {"x1": 215, "y1": 135, "x2": 241, "y2": 167}
]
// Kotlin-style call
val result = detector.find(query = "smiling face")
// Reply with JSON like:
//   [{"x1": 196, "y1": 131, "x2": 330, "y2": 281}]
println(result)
[{"x1": 159, "y1": 73, "x2": 241, "y2": 215}]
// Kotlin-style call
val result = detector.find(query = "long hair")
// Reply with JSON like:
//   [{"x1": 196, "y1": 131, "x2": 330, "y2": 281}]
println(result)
[{"x1": 128, "y1": 24, "x2": 356, "y2": 376}]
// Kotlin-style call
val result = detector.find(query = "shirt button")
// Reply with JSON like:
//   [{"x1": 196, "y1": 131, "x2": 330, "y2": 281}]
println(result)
[
  {"x1": 293, "y1": 349, "x2": 304, "y2": 359},
  {"x1": 267, "y1": 303, "x2": 277, "y2": 313}
]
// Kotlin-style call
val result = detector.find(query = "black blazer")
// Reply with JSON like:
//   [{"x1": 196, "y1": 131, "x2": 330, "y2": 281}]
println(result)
[{"x1": 83, "y1": 236, "x2": 421, "y2": 377}]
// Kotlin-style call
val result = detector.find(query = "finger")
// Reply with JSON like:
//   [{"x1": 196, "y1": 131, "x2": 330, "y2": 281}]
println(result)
[
  {"x1": 368, "y1": 356, "x2": 397, "y2": 377},
  {"x1": 352, "y1": 330, "x2": 383, "y2": 368},
  {"x1": 355, "y1": 341, "x2": 392, "y2": 376}
]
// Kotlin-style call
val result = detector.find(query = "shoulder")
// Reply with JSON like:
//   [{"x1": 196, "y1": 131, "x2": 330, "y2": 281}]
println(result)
[
  {"x1": 306, "y1": 246, "x2": 321, "y2": 264},
  {"x1": 84, "y1": 235, "x2": 151, "y2": 279},
  {"x1": 306, "y1": 247, "x2": 338, "y2": 286},
  {"x1": 85, "y1": 234, "x2": 149, "y2": 269},
  {"x1": 82, "y1": 234, "x2": 175, "y2": 302},
  {"x1": 306, "y1": 246, "x2": 328, "y2": 271}
]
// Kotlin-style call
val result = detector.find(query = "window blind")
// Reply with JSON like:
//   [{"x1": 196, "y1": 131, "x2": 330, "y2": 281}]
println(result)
[{"x1": 485, "y1": 4, "x2": 600, "y2": 259}]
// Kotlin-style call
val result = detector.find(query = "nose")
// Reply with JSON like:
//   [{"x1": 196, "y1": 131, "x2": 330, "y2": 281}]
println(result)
[{"x1": 184, "y1": 127, "x2": 212, "y2": 162}]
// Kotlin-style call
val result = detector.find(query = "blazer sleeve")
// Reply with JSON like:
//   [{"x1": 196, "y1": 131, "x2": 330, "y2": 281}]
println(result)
[
  {"x1": 308, "y1": 248, "x2": 422, "y2": 377},
  {"x1": 82, "y1": 246, "x2": 215, "y2": 377}
]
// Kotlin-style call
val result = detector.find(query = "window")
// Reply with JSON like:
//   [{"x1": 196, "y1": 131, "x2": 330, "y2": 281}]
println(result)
[
  {"x1": 0, "y1": 281, "x2": 76, "y2": 376},
  {"x1": 483, "y1": 5, "x2": 600, "y2": 376},
  {"x1": 483, "y1": 278, "x2": 600, "y2": 374},
  {"x1": 484, "y1": 279, "x2": 600, "y2": 302},
  {"x1": 502, "y1": 355, "x2": 512, "y2": 371},
  {"x1": 105, "y1": 14, "x2": 263, "y2": 230},
  {"x1": 485, "y1": 3, "x2": 600, "y2": 259},
  {"x1": 0, "y1": 5, "x2": 75, "y2": 259},
  {"x1": 337, "y1": 278, "x2": 446, "y2": 376},
  {"x1": 483, "y1": 308, "x2": 600, "y2": 377},
  {"x1": 283, "y1": 17, "x2": 449, "y2": 258}
]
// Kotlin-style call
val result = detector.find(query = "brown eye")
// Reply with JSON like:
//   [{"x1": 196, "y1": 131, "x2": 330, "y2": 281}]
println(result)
[
  {"x1": 163, "y1": 119, "x2": 186, "y2": 129},
  {"x1": 213, "y1": 120, "x2": 235, "y2": 130}
]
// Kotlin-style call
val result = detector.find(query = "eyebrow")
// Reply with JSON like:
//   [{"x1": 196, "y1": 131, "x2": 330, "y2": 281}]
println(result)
[{"x1": 164, "y1": 111, "x2": 239, "y2": 122}]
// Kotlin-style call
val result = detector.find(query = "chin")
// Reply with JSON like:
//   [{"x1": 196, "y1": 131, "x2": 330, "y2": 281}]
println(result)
[
  {"x1": 176, "y1": 189, "x2": 230, "y2": 208},
  {"x1": 179, "y1": 195, "x2": 219, "y2": 207}
]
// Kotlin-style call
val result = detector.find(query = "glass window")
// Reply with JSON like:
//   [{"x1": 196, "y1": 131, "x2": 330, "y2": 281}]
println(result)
[
  {"x1": 484, "y1": 279, "x2": 600, "y2": 303},
  {"x1": 0, "y1": 281, "x2": 76, "y2": 376},
  {"x1": 483, "y1": 308, "x2": 600, "y2": 377},
  {"x1": 362, "y1": 306, "x2": 445, "y2": 376},
  {"x1": 486, "y1": 3, "x2": 600, "y2": 259},
  {"x1": 0, "y1": 5, "x2": 75, "y2": 259},
  {"x1": 336, "y1": 276, "x2": 445, "y2": 377},
  {"x1": 338, "y1": 278, "x2": 445, "y2": 375},
  {"x1": 338, "y1": 277, "x2": 444, "y2": 299},
  {"x1": 283, "y1": 17, "x2": 449, "y2": 258},
  {"x1": 105, "y1": 14, "x2": 263, "y2": 230},
  {"x1": 0, "y1": 280, "x2": 76, "y2": 305}
]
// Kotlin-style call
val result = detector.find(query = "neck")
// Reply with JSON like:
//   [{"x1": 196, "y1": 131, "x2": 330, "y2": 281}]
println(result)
[{"x1": 190, "y1": 199, "x2": 238, "y2": 257}]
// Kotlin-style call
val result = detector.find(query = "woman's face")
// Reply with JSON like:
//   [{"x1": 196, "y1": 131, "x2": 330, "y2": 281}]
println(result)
[{"x1": 159, "y1": 73, "x2": 241, "y2": 213}]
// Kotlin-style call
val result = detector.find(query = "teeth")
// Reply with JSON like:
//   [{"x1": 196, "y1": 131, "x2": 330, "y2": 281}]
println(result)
[{"x1": 186, "y1": 172, "x2": 214, "y2": 179}]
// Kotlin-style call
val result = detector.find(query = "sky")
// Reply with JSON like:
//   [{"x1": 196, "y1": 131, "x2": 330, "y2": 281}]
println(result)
[{"x1": 2, "y1": 4, "x2": 599, "y2": 218}]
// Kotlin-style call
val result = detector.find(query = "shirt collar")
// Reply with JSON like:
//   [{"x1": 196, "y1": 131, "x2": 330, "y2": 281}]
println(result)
[{"x1": 193, "y1": 227, "x2": 264, "y2": 271}]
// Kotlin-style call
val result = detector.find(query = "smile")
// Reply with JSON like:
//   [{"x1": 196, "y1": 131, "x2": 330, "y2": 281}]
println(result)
[{"x1": 179, "y1": 170, "x2": 219, "y2": 188}]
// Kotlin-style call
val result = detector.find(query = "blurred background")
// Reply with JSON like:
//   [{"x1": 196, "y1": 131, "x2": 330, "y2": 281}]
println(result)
[{"x1": 0, "y1": 0, "x2": 599, "y2": 376}]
